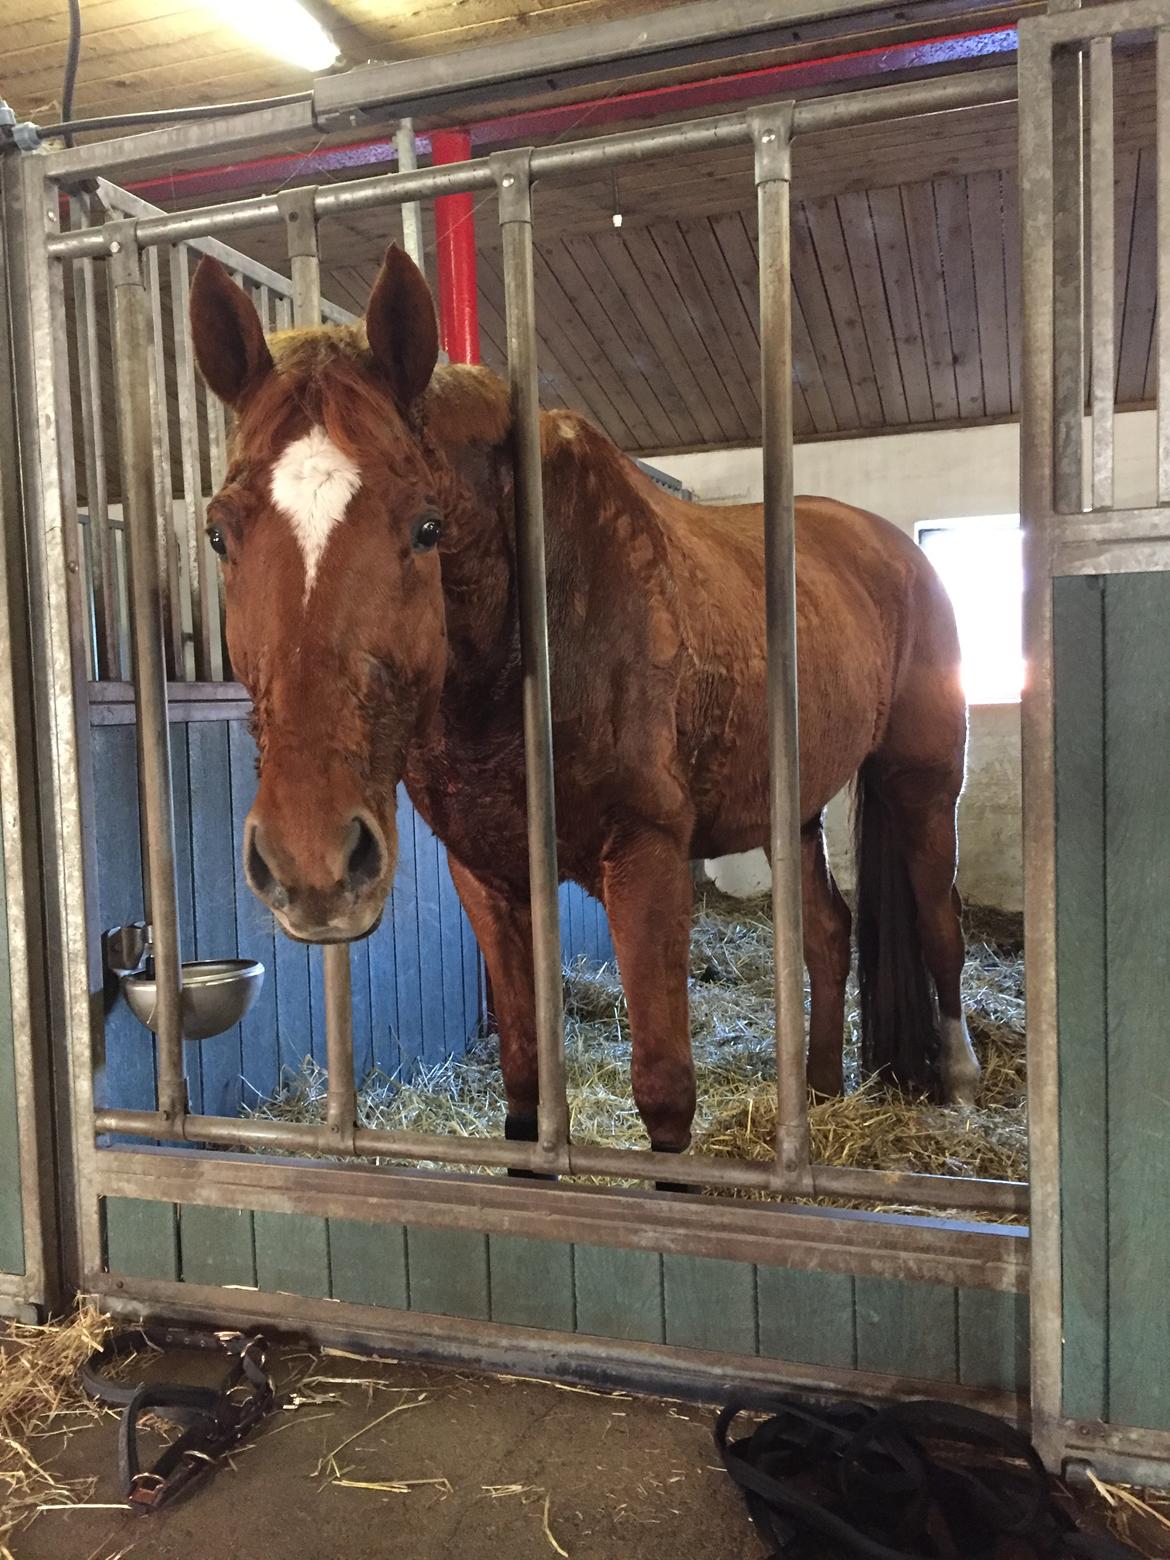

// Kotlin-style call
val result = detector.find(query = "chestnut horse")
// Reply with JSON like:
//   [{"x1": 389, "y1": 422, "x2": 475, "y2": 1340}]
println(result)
[{"x1": 188, "y1": 244, "x2": 980, "y2": 1165}]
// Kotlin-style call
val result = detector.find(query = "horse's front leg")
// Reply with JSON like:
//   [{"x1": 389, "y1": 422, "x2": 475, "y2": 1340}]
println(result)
[
  {"x1": 447, "y1": 859, "x2": 545, "y2": 1166},
  {"x1": 602, "y1": 827, "x2": 696, "y2": 1163}
]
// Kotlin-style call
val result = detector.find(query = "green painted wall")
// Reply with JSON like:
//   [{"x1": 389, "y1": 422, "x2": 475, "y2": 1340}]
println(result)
[
  {"x1": 1055, "y1": 573, "x2": 1170, "y2": 1433},
  {"x1": 100, "y1": 1197, "x2": 1028, "y2": 1395},
  {"x1": 0, "y1": 802, "x2": 24, "y2": 1277}
]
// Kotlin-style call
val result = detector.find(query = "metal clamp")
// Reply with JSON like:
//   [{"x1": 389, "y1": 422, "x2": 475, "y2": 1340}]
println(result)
[
  {"x1": 491, "y1": 148, "x2": 535, "y2": 225},
  {"x1": 749, "y1": 103, "x2": 795, "y2": 186},
  {"x1": 105, "y1": 218, "x2": 144, "y2": 287},
  {"x1": 277, "y1": 186, "x2": 321, "y2": 257}
]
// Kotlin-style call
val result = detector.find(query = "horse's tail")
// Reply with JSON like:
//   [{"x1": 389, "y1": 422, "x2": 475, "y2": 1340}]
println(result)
[{"x1": 853, "y1": 758, "x2": 940, "y2": 1095}]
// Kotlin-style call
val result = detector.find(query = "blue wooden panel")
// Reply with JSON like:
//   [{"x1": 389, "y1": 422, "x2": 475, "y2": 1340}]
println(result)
[
  {"x1": 367, "y1": 900, "x2": 401, "y2": 1077},
  {"x1": 413, "y1": 809, "x2": 447, "y2": 1066},
  {"x1": 391, "y1": 784, "x2": 424, "y2": 1072},
  {"x1": 0, "y1": 807, "x2": 24, "y2": 1275},
  {"x1": 228, "y1": 720, "x2": 279, "y2": 1104},
  {"x1": 187, "y1": 721, "x2": 243, "y2": 1118},
  {"x1": 436, "y1": 829, "x2": 470, "y2": 1046}
]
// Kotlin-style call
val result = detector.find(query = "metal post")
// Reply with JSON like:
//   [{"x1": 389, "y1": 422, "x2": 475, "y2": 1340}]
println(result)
[
  {"x1": 106, "y1": 221, "x2": 186, "y2": 1127},
  {"x1": 434, "y1": 130, "x2": 481, "y2": 364},
  {"x1": 492, "y1": 149, "x2": 568, "y2": 1167},
  {"x1": 169, "y1": 244, "x2": 214, "y2": 681},
  {"x1": 146, "y1": 246, "x2": 183, "y2": 677},
  {"x1": 1158, "y1": 29, "x2": 1170, "y2": 504},
  {"x1": 1018, "y1": 19, "x2": 1064, "y2": 1471},
  {"x1": 280, "y1": 186, "x2": 323, "y2": 325},
  {"x1": 1089, "y1": 36, "x2": 1114, "y2": 512},
  {"x1": 395, "y1": 119, "x2": 426, "y2": 271},
  {"x1": 751, "y1": 106, "x2": 809, "y2": 1190},
  {"x1": 281, "y1": 191, "x2": 357, "y2": 1154},
  {"x1": 1052, "y1": 43, "x2": 1085, "y2": 517}
]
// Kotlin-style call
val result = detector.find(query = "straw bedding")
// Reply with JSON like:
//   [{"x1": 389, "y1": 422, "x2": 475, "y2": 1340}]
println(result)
[{"x1": 251, "y1": 889, "x2": 1027, "y2": 1212}]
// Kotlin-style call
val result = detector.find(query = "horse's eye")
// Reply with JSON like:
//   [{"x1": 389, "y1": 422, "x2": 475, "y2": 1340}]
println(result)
[
  {"x1": 208, "y1": 526, "x2": 228, "y2": 558},
  {"x1": 412, "y1": 513, "x2": 442, "y2": 552}
]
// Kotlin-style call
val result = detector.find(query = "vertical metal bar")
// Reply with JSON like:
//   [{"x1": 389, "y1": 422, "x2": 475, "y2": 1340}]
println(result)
[
  {"x1": 281, "y1": 192, "x2": 356, "y2": 1152},
  {"x1": 1052, "y1": 42, "x2": 1086, "y2": 516},
  {"x1": 107, "y1": 221, "x2": 186, "y2": 1128},
  {"x1": 492, "y1": 150, "x2": 568, "y2": 1167},
  {"x1": 1018, "y1": 19, "x2": 1065, "y2": 1472},
  {"x1": 169, "y1": 244, "x2": 212, "y2": 681},
  {"x1": 70, "y1": 195, "x2": 119, "y2": 679},
  {"x1": 257, "y1": 281, "x2": 272, "y2": 331},
  {"x1": 751, "y1": 106, "x2": 809, "y2": 1190},
  {"x1": 1158, "y1": 29, "x2": 1170, "y2": 504},
  {"x1": 274, "y1": 294, "x2": 292, "y2": 332},
  {"x1": 280, "y1": 187, "x2": 323, "y2": 324},
  {"x1": 396, "y1": 118, "x2": 426, "y2": 270},
  {"x1": 1089, "y1": 36, "x2": 1114, "y2": 512},
  {"x1": 146, "y1": 246, "x2": 183, "y2": 676}
]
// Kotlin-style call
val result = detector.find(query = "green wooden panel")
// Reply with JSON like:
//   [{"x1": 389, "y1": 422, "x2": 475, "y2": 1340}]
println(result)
[
  {"x1": 488, "y1": 1233, "x2": 575, "y2": 1332},
  {"x1": 406, "y1": 1226, "x2": 490, "y2": 1319},
  {"x1": 573, "y1": 1243, "x2": 663, "y2": 1343},
  {"x1": 103, "y1": 1197, "x2": 179, "y2": 1280},
  {"x1": 329, "y1": 1218, "x2": 408, "y2": 1311},
  {"x1": 663, "y1": 1253, "x2": 756, "y2": 1355},
  {"x1": 1104, "y1": 574, "x2": 1170, "y2": 1430},
  {"x1": 757, "y1": 1266, "x2": 855, "y2": 1370},
  {"x1": 1053, "y1": 575, "x2": 1109, "y2": 1421},
  {"x1": 958, "y1": 1288, "x2": 1029, "y2": 1394},
  {"x1": 0, "y1": 807, "x2": 24, "y2": 1274},
  {"x1": 253, "y1": 1210, "x2": 331, "y2": 1299},
  {"x1": 179, "y1": 1205, "x2": 255, "y2": 1288},
  {"x1": 854, "y1": 1277, "x2": 958, "y2": 1383}
]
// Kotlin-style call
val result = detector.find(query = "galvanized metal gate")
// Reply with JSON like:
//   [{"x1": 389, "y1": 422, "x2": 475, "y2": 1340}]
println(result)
[{"x1": 0, "y1": 0, "x2": 1164, "y2": 1476}]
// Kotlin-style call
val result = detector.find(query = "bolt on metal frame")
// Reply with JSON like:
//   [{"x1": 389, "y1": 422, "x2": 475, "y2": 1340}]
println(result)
[
  {"x1": 2, "y1": 55, "x2": 1044, "y2": 1325},
  {"x1": 1019, "y1": 0, "x2": 1170, "y2": 1480}
]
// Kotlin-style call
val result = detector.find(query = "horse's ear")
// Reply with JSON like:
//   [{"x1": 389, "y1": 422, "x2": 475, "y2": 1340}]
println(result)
[
  {"x1": 189, "y1": 256, "x2": 273, "y2": 407},
  {"x1": 365, "y1": 243, "x2": 439, "y2": 408}
]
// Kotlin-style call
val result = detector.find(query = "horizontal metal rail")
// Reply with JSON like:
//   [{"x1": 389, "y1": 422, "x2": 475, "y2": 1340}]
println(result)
[
  {"x1": 44, "y1": 66, "x2": 1017, "y2": 262},
  {"x1": 92, "y1": 1108, "x2": 1027, "y2": 1214}
]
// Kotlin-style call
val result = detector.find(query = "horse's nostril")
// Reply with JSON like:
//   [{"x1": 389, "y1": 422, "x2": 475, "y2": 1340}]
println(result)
[
  {"x1": 345, "y1": 817, "x2": 383, "y2": 890},
  {"x1": 247, "y1": 826, "x2": 276, "y2": 897}
]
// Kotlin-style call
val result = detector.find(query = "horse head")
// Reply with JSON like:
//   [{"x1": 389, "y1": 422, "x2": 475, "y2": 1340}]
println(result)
[{"x1": 189, "y1": 245, "x2": 449, "y2": 942}]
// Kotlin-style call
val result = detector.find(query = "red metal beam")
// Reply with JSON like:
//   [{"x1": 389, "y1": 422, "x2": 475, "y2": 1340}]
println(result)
[
  {"x1": 430, "y1": 128, "x2": 481, "y2": 364},
  {"x1": 125, "y1": 25, "x2": 1016, "y2": 205}
]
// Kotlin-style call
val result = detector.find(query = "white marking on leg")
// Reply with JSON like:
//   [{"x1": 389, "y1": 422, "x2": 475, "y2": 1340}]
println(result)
[
  {"x1": 269, "y1": 427, "x2": 361, "y2": 595},
  {"x1": 940, "y1": 1013, "x2": 980, "y2": 1106}
]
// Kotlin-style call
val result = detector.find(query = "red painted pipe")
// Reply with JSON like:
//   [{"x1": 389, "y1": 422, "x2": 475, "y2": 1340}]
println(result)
[{"x1": 430, "y1": 127, "x2": 481, "y2": 365}]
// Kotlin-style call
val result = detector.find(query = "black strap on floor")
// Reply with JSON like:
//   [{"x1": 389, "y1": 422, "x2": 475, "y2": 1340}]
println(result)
[
  {"x1": 79, "y1": 1326, "x2": 281, "y2": 1512},
  {"x1": 715, "y1": 1394, "x2": 1141, "y2": 1560}
]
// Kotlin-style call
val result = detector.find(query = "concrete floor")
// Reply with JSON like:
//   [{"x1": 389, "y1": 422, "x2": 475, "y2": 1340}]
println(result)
[{"x1": 16, "y1": 1347, "x2": 764, "y2": 1560}]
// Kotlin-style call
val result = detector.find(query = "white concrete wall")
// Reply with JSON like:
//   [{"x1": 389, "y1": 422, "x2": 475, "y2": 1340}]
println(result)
[{"x1": 654, "y1": 410, "x2": 1160, "y2": 912}]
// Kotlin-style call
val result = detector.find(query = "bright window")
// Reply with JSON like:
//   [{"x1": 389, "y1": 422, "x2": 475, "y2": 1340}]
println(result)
[{"x1": 916, "y1": 516, "x2": 1023, "y2": 705}]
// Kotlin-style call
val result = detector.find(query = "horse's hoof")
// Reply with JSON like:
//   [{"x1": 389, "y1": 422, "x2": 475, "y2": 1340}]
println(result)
[
  {"x1": 651, "y1": 1138, "x2": 699, "y2": 1195},
  {"x1": 505, "y1": 1112, "x2": 558, "y2": 1182}
]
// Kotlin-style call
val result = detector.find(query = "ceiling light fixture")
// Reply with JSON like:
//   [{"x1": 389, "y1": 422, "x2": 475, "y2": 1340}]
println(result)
[{"x1": 203, "y1": 0, "x2": 340, "y2": 74}]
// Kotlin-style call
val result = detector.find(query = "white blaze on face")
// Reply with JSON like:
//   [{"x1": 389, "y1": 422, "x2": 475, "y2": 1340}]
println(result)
[{"x1": 269, "y1": 426, "x2": 361, "y2": 596}]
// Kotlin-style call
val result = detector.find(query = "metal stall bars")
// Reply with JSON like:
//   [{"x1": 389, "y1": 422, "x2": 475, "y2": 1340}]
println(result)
[
  {"x1": 14, "y1": 63, "x2": 1039, "y2": 1291},
  {"x1": 1020, "y1": 0, "x2": 1170, "y2": 1483}
]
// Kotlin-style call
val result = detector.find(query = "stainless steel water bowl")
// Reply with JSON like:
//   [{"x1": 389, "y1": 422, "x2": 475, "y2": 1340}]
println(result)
[{"x1": 121, "y1": 958, "x2": 265, "y2": 1042}]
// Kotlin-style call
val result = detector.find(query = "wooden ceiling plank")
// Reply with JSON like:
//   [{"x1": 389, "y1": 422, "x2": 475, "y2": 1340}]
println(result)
[
  {"x1": 648, "y1": 224, "x2": 760, "y2": 440},
  {"x1": 564, "y1": 233, "x2": 704, "y2": 447},
  {"x1": 530, "y1": 245, "x2": 660, "y2": 450},
  {"x1": 546, "y1": 238, "x2": 682, "y2": 448},
  {"x1": 835, "y1": 189, "x2": 910, "y2": 427},
  {"x1": 900, "y1": 181, "x2": 960, "y2": 423},
  {"x1": 677, "y1": 216, "x2": 763, "y2": 414},
  {"x1": 933, "y1": 175, "x2": 986, "y2": 419},
  {"x1": 1117, "y1": 147, "x2": 1156, "y2": 406},
  {"x1": 477, "y1": 251, "x2": 598, "y2": 423},
  {"x1": 999, "y1": 167, "x2": 1022, "y2": 416},
  {"x1": 799, "y1": 197, "x2": 887, "y2": 429},
  {"x1": 618, "y1": 229, "x2": 748, "y2": 444},
  {"x1": 589, "y1": 229, "x2": 725, "y2": 446},
  {"x1": 863, "y1": 186, "x2": 934, "y2": 426},
  {"x1": 789, "y1": 202, "x2": 859, "y2": 431},
  {"x1": 965, "y1": 170, "x2": 1011, "y2": 419}
]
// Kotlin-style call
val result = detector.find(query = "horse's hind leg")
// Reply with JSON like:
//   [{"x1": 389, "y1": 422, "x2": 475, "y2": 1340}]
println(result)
[
  {"x1": 880, "y1": 768, "x2": 980, "y2": 1105},
  {"x1": 448, "y1": 859, "x2": 551, "y2": 1170},
  {"x1": 801, "y1": 819, "x2": 852, "y2": 1098},
  {"x1": 601, "y1": 826, "x2": 696, "y2": 1163}
]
